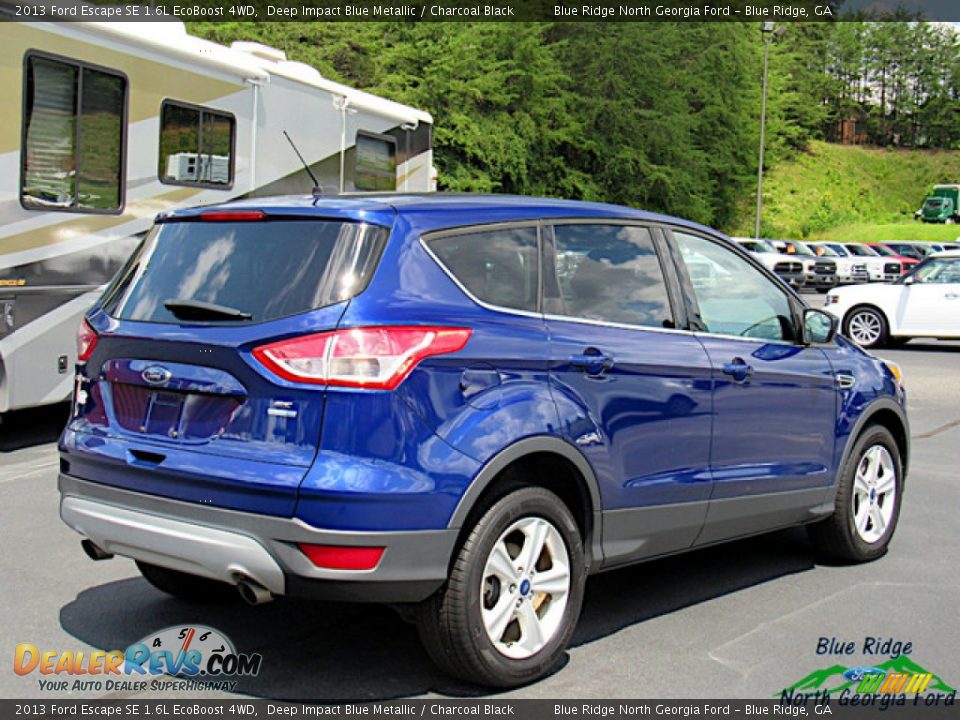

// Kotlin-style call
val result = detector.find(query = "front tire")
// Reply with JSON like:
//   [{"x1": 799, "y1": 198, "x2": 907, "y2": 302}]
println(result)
[
  {"x1": 808, "y1": 425, "x2": 903, "y2": 563},
  {"x1": 844, "y1": 306, "x2": 889, "y2": 348},
  {"x1": 417, "y1": 486, "x2": 586, "y2": 687},
  {"x1": 136, "y1": 561, "x2": 238, "y2": 603}
]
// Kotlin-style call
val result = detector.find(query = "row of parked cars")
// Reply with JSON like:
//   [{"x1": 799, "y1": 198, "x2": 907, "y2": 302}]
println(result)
[{"x1": 733, "y1": 237, "x2": 960, "y2": 293}]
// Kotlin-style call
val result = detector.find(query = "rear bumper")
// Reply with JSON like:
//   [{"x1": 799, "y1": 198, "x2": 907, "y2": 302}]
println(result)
[{"x1": 58, "y1": 473, "x2": 455, "y2": 603}]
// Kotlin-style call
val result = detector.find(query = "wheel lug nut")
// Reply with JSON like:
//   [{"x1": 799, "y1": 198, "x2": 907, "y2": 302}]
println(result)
[{"x1": 509, "y1": 584, "x2": 517, "y2": 593}]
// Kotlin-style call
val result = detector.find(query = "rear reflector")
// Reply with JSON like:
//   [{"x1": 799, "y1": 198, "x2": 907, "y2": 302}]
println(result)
[
  {"x1": 253, "y1": 326, "x2": 471, "y2": 390},
  {"x1": 76, "y1": 317, "x2": 98, "y2": 363},
  {"x1": 200, "y1": 210, "x2": 265, "y2": 222},
  {"x1": 298, "y1": 544, "x2": 385, "y2": 571}
]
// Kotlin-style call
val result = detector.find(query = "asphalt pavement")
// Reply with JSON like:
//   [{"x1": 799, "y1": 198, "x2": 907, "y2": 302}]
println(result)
[{"x1": 2, "y1": 339, "x2": 958, "y2": 701}]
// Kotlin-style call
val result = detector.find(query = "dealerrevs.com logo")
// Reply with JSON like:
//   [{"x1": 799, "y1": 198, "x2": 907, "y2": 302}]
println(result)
[{"x1": 14, "y1": 625, "x2": 262, "y2": 693}]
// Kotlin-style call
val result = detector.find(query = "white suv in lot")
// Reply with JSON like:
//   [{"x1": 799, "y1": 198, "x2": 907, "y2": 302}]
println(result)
[
  {"x1": 732, "y1": 238, "x2": 805, "y2": 289},
  {"x1": 806, "y1": 242, "x2": 871, "y2": 284},
  {"x1": 825, "y1": 251, "x2": 960, "y2": 347},
  {"x1": 838, "y1": 242, "x2": 903, "y2": 282},
  {"x1": 770, "y1": 240, "x2": 838, "y2": 293}
]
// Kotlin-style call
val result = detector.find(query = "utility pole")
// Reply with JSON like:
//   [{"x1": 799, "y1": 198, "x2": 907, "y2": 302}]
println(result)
[{"x1": 755, "y1": 21, "x2": 776, "y2": 240}]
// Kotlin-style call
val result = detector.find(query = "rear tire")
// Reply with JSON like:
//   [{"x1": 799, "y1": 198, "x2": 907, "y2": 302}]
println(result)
[
  {"x1": 844, "y1": 306, "x2": 889, "y2": 348},
  {"x1": 417, "y1": 486, "x2": 586, "y2": 688},
  {"x1": 807, "y1": 425, "x2": 903, "y2": 563},
  {"x1": 136, "y1": 561, "x2": 238, "y2": 603}
]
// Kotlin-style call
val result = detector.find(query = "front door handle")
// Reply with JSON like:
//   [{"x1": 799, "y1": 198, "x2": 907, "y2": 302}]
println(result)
[
  {"x1": 946, "y1": 292, "x2": 959, "y2": 300},
  {"x1": 570, "y1": 348, "x2": 614, "y2": 375},
  {"x1": 722, "y1": 358, "x2": 754, "y2": 383},
  {"x1": 835, "y1": 373, "x2": 856, "y2": 389}
]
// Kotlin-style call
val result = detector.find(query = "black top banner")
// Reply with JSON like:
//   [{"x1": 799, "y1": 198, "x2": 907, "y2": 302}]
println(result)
[{"x1": 5, "y1": 0, "x2": 960, "y2": 22}]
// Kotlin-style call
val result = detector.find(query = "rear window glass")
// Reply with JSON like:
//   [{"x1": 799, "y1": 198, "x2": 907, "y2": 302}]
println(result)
[
  {"x1": 426, "y1": 226, "x2": 539, "y2": 312},
  {"x1": 101, "y1": 220, "x2": 386, "y2": 323}
]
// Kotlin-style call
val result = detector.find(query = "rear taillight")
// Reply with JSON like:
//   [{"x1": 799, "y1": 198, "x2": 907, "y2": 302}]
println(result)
[
  {"x1": 253, "y1": 326, "x2": 471, "y2": 390},
  {"x1": 76, "y1": 318, "x2": 98, "y2": 362},
  {"x1": 298, "y1": 544, "x2": 384, "y2": 571}
]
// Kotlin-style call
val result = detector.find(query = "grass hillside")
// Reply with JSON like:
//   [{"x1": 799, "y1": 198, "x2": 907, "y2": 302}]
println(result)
[{"x1": 731, "y1": 141, "x2": 960, "y2": 242}]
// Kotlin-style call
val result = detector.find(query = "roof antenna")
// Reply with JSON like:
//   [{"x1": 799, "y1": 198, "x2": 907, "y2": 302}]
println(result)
[{"x1": 283, "y1": 131, "x2": 323, "y2": 197}]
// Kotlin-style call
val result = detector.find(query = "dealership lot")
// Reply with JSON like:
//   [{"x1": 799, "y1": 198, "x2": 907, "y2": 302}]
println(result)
[{"x1": 2, "y1": 340, "x2": 958, "y2": 700}]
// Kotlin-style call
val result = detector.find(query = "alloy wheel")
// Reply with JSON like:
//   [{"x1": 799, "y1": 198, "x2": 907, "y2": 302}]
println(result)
[
  {"x1": 480, "y1": 516, "x2": 571, "y2": 660},
  {"x1": 848, "y1": 310, "x2": 882, "y2": 346},
  {"x1": 851, "y1": 444, "x2": 897, "y2": 544}
]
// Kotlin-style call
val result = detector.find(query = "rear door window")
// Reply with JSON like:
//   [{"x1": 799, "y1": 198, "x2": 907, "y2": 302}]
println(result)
[
  {"x1": 101, "y1": 220, "x2": 386, "y2": 323},
  {"x1": 426, "y1": 226, "x2": 539, "y2": 312},
  {"x1": 550, "y1": 223, "x2": 674, "y2": 329}
]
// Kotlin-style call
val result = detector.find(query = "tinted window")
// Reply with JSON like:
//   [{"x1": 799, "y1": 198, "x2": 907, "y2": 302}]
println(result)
[
  {"x1": 355, "y1": 132, "x2": 397, "y2": 191},
  {"x1": 887, "y1": 244, "x2": 921, "y2": 259},
  {"x1": 22, "y1": 55, "x2": 125, "y2": 211},
  {"x1": 102, "y1": 221, "x2": 386, "y2": 323},
  {"x1": 427, "y1": 227, "x2": 538, "y2": 312},
  {"x1": 159, "y1": 101, "x2": 235, "y2": 186},
  {"x1": 909, "y1": 257, "x2": 960, "y2": 284},
  {"x1": 675, "y1": 232, "x2": 795, "y2": 341},
  {"x1": 551, "y1": 224, "x2": 672, "y2": 329}
]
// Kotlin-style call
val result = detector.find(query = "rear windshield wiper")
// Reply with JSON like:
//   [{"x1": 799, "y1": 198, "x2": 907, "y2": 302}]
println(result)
[{"x1": 164, "y1": 299, "x2": 252, "y2": 321}]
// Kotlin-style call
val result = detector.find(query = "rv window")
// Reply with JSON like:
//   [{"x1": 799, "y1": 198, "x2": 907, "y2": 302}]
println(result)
[
  {"x1": 355, "y1": 132, "x2": 397, "y2": 191},
  {"x1": 21, "y1": 54, "x2": 125, "y2": 212},
  {"x1": 159, "y1": 101, "x2": 235, "y2": 187}
]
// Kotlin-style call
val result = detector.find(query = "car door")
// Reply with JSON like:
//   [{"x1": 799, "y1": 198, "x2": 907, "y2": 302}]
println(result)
[
  {"x1": 897, "y1": 257, "x2": 960, "y2": 337},
  {"x1": 543, "y1": 222, "x2": 714, "y2": 567},
  {"x1": 668, "y1": 230, "x2": 839, "y2": 545}
]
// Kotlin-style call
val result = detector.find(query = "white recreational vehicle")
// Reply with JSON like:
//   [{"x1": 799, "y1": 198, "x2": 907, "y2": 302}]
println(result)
[{"x1": 0, "y1": 19, "x2": 435, "y2": 416}]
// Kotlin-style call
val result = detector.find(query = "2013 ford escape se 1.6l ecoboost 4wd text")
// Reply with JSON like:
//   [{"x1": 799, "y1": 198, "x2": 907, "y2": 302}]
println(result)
[{"x1": 59, "y1": 195, "x2": 909, "y2": 687}]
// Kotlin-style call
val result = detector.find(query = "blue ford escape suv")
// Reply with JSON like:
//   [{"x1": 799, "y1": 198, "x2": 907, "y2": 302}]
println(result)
[{"x1": 59, "y1": 195, "x2": 908, "y2": 687}]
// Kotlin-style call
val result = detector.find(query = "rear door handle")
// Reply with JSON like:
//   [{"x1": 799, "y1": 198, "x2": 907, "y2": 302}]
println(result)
[
  {"x1": 946, "y1": 292, "x2": 959, "y2": 300},
  {"x1": 570, "y1": 348, "x2": 614, "y2": 375},
  {"x1": 722, "y1": 358, "x2": 754, "y2": 383}
]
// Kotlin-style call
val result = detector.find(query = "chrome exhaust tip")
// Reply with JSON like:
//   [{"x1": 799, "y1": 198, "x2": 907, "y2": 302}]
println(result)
[
  {"x1": 81, "y1": 539, "x2": 114, "y2": 561},
  {"x1": 236, "y1": 578, "x2": 273, "y2": 605}
]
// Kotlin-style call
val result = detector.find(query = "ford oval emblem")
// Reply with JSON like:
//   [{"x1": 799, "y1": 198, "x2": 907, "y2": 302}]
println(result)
[{"x1": 142, "y1": 365, "x2": 173, "y2": 386}]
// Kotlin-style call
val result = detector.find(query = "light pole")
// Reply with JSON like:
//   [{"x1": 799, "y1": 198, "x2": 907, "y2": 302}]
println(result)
[{"x1": 754, "y1": 21, "x2": 776, "y2": 240}]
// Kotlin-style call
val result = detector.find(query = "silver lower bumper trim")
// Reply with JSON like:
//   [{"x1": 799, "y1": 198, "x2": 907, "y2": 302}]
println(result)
[{"x1": 60, "y1": 496, "x2": 285, "y2": 594}]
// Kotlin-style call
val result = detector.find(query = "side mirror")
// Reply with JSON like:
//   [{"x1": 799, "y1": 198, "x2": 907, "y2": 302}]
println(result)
[
  {"x1": 902, "y1": 275, "x2": 915, "y2": 286},
  {"x1": 803, "y1": 308, "x2": 838, "y2": 345}
]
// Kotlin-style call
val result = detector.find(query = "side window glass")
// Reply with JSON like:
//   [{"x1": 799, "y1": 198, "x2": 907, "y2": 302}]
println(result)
[
  {"x1": 552, "y1": 224, "x2": 673, "y2": 329},
  {"x1": 912, "y1": 258, "x2": 960, "y2": 284},
  {"x1": 427, "y1": 227, "x2": 539, "y2": 312},
  {"x1": 159, "y1": 101, "x2": 235, "y2": 186},
  {"x1": 22, "y1": 55, "x2": 125, "y2": 212},
  {"x1": 355, "y1": 132, "x2": 397, "y2": 191},
  {"x1": 674, "y1": 231, "x2": 796, "y2": 341}
]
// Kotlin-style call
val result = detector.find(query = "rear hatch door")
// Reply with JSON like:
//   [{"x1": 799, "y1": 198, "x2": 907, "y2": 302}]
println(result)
[{"x1": 63, "y1": 212, "x2": 389, "y2": 517}]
